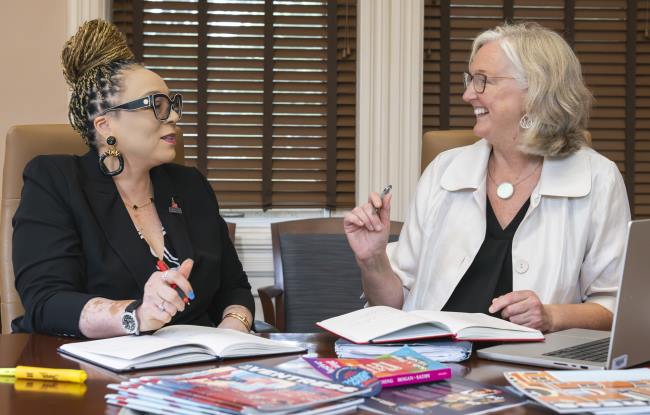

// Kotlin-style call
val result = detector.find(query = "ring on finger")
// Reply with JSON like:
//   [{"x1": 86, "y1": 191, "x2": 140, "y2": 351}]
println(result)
[
  {"x1": 161, "y1": 270, "x2": 169, "y2": 283},
  {"x1": 158, "y1": 300, "x2": 166, "y2": 312}
]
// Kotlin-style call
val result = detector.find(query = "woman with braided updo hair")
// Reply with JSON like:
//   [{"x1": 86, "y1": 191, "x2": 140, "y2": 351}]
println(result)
[{"x1": 12, "y1": 20, "x2": 255, "y2": 338}]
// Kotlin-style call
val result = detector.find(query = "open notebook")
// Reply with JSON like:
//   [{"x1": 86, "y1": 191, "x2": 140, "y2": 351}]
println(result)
[
  {"x1": 317, "y1": 306, "x2": 544, "y2": 343},
  {"x1": 58, "y1": 325, "x2": 305, "y2": 372}
]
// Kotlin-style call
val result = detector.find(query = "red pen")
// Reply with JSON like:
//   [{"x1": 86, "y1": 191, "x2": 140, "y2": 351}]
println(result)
[{"x1": 157, "y1": 260, "x2": 189, "y2": 304}]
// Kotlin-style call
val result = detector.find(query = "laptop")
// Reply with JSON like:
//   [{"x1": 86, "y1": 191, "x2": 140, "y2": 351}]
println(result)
[{"x1": 477, "y1": 219, "x2": 650, "y2": 370}]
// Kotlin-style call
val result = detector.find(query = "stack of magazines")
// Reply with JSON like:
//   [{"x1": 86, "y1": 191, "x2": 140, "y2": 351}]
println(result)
[
  {"x1": 105, "y1": 362, "x2": 373, "y2": 415},
  {"x1": 334, "y1": 339, "x2": 472, "y2": 362},
  {"x1": 505, "y1": 368, "x2": 650, "y2": 414}
]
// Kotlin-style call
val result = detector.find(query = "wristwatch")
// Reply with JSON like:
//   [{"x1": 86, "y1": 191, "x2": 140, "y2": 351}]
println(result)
[{"x1": 121, "y1": 300, "x2": 142, "y2": 335}]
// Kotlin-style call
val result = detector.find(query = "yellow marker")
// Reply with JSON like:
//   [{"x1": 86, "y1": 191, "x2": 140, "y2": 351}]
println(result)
[
  {"x1": 14, "y1": 379, "x2": 87, "y2": 396},
  {"x1": 0, "y1": 366, "x2": 87, "y2": 383},
  {"x1": 0, "y1": 376, "x2": 15, "y2": 384}
]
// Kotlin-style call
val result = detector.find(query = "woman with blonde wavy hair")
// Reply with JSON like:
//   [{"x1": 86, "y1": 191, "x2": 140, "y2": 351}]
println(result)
[{"x1": 344, "y1": 22, "x2": 630, "y2": 333}]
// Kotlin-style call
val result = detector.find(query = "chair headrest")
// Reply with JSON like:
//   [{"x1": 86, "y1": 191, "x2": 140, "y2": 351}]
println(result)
[
  {"x1": 3, "y1": 124, "x2": 88, "y2": 199},
  {"x1": 2, "y1": 124, "x2": 186, "y2": 199}
]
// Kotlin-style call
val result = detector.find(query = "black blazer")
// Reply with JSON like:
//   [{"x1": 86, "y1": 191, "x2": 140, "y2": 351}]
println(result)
[{"x1": 12, "y1": 150, "x2": 254, "y2": 337}]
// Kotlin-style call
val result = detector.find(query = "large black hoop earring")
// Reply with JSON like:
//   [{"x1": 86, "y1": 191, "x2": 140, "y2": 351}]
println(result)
[{"x1": 99, "y1": 136, "x2": 124, "y2": 176}]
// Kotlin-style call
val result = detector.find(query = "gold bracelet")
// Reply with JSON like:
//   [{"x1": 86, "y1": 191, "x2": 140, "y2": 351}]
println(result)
[{"x1": 223, "y1": 312, "x2": 251, "y2": 331}]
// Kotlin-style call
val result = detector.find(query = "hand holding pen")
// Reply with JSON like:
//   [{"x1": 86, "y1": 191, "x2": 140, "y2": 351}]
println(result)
[
  {"x1": 137, "y1": 258, "x2": 194, "y2": 332},
  {"x1": 374, "y1": 184, "x2": 392, "y2": 214},
  {"x1": 156, "y1": 260, "x2": 194, "y2": 305},
  {"x1": 343, "y1": 185, "x2": 393, "y2": 262}
]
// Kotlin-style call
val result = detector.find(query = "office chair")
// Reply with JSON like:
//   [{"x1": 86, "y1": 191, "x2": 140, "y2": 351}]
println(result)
[
  {"x1": 421, "y1": 129, "x2": 479, "y2": 172},
  {"x1": 257, "y1": 218, "x2": 403, "y2": 332},
  {"x1": 420, "y1": 129, "x2": 593, "y2": 173},
  {"x1": 226, "y1": 222, "x2": 236, "y2": 245}
]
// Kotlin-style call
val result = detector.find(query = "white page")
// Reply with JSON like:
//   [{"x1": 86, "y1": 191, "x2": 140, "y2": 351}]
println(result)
[
  {"x1": 153, "y1": 325, "x2": 305, "y2": 356},
  {"x1": 373, "y1": 324, "x2": 450, "y2": 342},
  {"x1": 410, "y1": 310, "x2": 540, "y2": 334},
  {"x1": 317, "y1": 306, "x2": 447, "y2": 343},
  {"x1": 64, "y1": 348, "x2": 215, "y2": 372},
  {"x1": 60, "y1": 326, "x2": 303, "y2": 363},
  {"x1": 59, "y1": 334, "x2": 184, "y2": 360}
]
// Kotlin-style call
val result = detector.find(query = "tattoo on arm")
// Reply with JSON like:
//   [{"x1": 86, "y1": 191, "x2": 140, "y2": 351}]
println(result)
[{"x1": 79, "y1": 297, "x2": 132, "y2": 339}]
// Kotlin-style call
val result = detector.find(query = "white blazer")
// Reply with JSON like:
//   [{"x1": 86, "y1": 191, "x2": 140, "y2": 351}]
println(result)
[{"x1": 387, "y1": 139, "x2": 630, "y2": 314}]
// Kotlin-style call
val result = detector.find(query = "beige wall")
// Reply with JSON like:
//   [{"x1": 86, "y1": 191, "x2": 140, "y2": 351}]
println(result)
[{"x1": 0, "y1": 0, "x2": 70, "y2": 192}]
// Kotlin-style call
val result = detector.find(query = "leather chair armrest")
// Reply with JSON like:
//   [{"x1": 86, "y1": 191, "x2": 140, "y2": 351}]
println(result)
[
  {"x1": 252, "y1": 319, "x2": 278, "y2": 333},
  {"x1": 257, "y1": 285, "x2": 285, "y2": 331}
]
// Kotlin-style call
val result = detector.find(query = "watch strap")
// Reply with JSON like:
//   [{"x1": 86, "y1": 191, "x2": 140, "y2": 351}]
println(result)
[
  {"x1": 125, "y1": 299, "x2": 142, "y2": 313},
  {"x1": 123, "y1": 299, "x2": 142, "y2": 335}
]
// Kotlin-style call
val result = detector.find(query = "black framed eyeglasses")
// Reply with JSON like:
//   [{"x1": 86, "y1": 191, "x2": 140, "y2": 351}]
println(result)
[
  {"x1": 99, "y1": 93, "x2": 183, "y2": 121},
  {"x1": 463, "y1": 72, "x2": 520, "y2": 94}
]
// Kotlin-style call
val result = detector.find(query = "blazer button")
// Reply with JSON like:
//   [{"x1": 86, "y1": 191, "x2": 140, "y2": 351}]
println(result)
[{"x1": 515, "y1": 258, "x2": 529, "y2": 274}]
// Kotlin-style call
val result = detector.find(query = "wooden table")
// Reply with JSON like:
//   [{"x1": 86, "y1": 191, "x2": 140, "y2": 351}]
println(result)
[{"x1": 0, "y1": 332, "x2": 553, "y2": 414}]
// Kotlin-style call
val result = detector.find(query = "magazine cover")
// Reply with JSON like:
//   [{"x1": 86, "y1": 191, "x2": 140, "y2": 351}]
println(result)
[
  {"x1": 304, "y1": 346, "x2": 451, "y2": 388},
  {"x1": 107, "y1": 363, "x2": 375, "y2": 414},
  {"x1": 505, "y1": 368, "x2": 650, "y2": 414},
  {"x1": 360, "y1": 376, "x2": 527, "y2": 415}
]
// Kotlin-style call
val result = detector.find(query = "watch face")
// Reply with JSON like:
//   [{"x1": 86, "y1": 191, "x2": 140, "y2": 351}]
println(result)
[{"x1": 122, "y1": 313, "x2": 136, "y2": 333}]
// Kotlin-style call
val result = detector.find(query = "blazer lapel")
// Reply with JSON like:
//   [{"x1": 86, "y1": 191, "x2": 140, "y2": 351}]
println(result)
[
  {"x1": 150, "y1": 165, "x2": 195, "y2": 263},
  {"x1": 80, "y1": 151, "x2": 156, "y2": 291}
]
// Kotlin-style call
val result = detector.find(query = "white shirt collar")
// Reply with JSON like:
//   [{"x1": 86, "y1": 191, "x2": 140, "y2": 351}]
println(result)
[{"x1": 440, "y1": 138, "x2": 591, "y2": 198}]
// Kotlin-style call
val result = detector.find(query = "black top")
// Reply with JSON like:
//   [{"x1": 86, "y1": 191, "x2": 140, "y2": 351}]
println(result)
[
  {"x1": 12, "y1": 150, "x2": 255, "y2": 337},
  {"x1": 141, "y1": 226, "x2": 182, "y2": 270},
  {"x1": 442, "y1": 197, "x2": 530, "y2": 316}
]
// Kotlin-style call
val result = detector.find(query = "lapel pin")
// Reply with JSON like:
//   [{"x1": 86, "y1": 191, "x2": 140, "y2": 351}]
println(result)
[{"x1": 169, "y1": 196, "x2": 183, "y2": 214}]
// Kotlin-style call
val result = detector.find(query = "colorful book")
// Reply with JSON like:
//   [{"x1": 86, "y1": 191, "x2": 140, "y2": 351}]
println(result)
[
  {"x1": 317, "y1": 306, "x2": 544, "y2": 343},
  {"x1": 106, "y1": 362, "x2": 376, "y2": 414},
  {"x1": 359, "y1": 376, "x2": 527, "y2": 415},
  {"x1": 505, "y1": 368, "x2": 650, "y2": 414},
  {"x1": 304, "y1": 346, "x2": 451, "y2": 388}
]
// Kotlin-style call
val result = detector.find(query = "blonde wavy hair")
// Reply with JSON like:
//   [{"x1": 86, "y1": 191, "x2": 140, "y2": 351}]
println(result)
[{"x1": 470, "y1": 22, "x2": 592, "y2": 157}]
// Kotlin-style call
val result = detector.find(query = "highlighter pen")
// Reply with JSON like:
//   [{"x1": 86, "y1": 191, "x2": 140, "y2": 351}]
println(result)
[
  {"x1": 13, "y1": 379, "x2": 87, "y2": 396},
  {"x1": 375, "y1": 184, "x2": 392, "y2": 214},
  {"x1": 0, "y1": 366, "x2": 87, "y2": 383},
  {"x1": 156, "y1": 260, "x2": 191, "y2": 304}
]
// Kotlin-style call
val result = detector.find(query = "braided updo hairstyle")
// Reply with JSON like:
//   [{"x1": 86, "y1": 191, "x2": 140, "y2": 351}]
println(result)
[{"x1": 62, "y1": 19, "x2": 138, "y2": 149}]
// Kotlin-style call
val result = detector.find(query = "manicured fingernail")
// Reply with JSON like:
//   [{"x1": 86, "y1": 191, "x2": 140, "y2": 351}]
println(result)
[{"x1": 189, "y1": 291, "x2": 195, "y2": 300}]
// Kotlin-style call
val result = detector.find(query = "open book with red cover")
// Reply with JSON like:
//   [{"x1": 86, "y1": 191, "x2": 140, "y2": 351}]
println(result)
[{"x1": 317, "y1": 306, "x2": 544, "y2": 343}]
